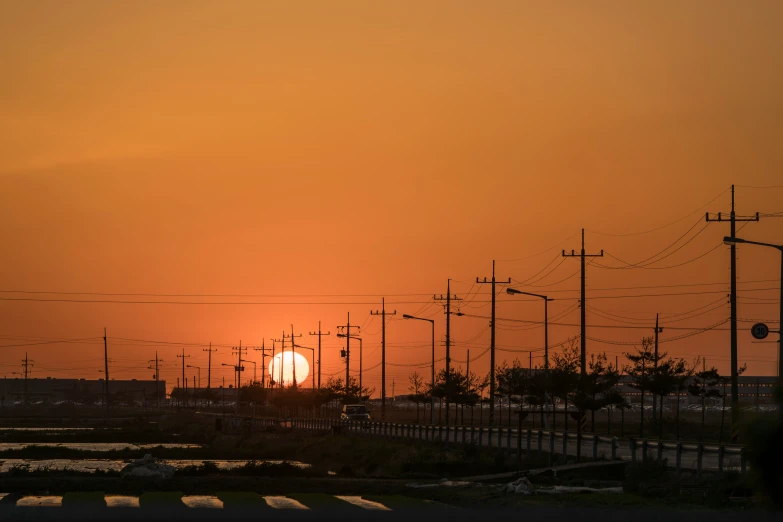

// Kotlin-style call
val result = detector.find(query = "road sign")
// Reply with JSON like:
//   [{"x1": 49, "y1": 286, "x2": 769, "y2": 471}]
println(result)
[{"x1": 751, "y1": 323, "x2": 769, "y2": 340}]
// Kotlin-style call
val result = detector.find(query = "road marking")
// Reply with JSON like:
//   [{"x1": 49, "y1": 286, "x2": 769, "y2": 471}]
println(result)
[
  {"x1": 335, "y1": 496, "x2": 391, "y2": 510},
  {"x1": 105, "y1": 495, "x2": 140, "y2": 508},
  {"x1": 182, "y1": 495, "x2": 224, "y2": 508},
  {"x1": 263, "y1": 496, "x2": 309, "y2": 509},
  {"x1": 16, "y1": 496, "x2": 63, "y2": 507}
]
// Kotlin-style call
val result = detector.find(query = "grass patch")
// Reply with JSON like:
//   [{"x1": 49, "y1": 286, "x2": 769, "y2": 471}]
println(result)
[
  {"x1": 215, "y1": 492, "x2": 269, "y2": 508},
  {"x1": 61, "y1": 491, "x2": 106, "y2": 507},
  {"x1": 139, "y1": 491, "x2": 184, "y2": 508}
]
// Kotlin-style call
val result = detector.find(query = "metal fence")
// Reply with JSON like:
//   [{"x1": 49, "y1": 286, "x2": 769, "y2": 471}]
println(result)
[{"x1": 224, "y1": 416, "x2": 748, "y2": 477}]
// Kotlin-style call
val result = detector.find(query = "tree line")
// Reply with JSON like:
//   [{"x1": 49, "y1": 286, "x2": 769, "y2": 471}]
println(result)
[{"x1": 404, "y1": 336, "x2": 741, "y2": 442}]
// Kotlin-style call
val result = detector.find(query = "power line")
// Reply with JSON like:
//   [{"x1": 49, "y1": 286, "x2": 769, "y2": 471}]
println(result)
[{"x1": 585, "y1": 187, "x2": 730, "y2": 237}]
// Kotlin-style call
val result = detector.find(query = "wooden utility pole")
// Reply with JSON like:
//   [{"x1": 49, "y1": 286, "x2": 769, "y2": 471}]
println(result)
[
  {"x1": 21, "y1": 353, "x2": 34, "y2": 406},
  {"x1": 148, "y1": 353, "x2": 162, "y2": 408},
  {"x1": 652, "y1": 313, "x2": 664, "y2": 421},
  {"x1": 563, "y1": 230, "x2": 604, "y2": 375},
  {"x1": 272, "y1": 335, "x2": 285, "y2": 388},
  {"x1": 177, "y1": 348, "x2": 190, "y2": 407},
  {"x1": 370, "y1": 299, "x2": 396, "y2": 419},
  {"x1": 434, "y1": 282, "x2": 462, "y2": 425},
  {"x1": 309, "y1": 322, "x2": 331, "y2": 389},
  {"x1": 706, "y1": 184, "x2": 759, "y2": 443},
  {"x1": 203, "y1": 343, "x2": 216, "y2": 388},
  {"x1": 103, "y1": 328, "x2": 110, "y2": 412},
  {"x1": 476, "y1": 261, "x2": 510, "y2": 426},
  {"x1": 563, "y1": 230, "x2": 603, "y2": 462},
  {"x1": 254, "y1": 340, "x2": 272, "y2": 389},
  {"x1": 284, "y1": 327, "x2": 302, "y2": 387},
  {"x1": 337, "y1": 313, "x2": 361, "y2": 399},
  {"x1": 232, "y1": 341, "x2": 246, "y2": 389}
]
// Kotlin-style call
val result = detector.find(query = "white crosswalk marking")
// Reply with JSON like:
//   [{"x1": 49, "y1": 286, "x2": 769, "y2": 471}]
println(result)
[
  {"x1": 335, "y1": 496, "x2": 391, "y2": 510},
  {"x1": 105, "y1": 495, "x2": 141, "y2": 508},
  {"x1": 263, "y1": 496, "x2": 309, "y2": 509},
  {"x1": 182, "y1": 495, "x2": 224, "y2": 508},
  {"x1": 16, "y1": 496, "x2": 63, "y2": 507}
]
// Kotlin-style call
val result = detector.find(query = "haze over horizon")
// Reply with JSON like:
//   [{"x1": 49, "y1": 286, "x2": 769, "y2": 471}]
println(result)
[{"x1": 1, "y1": 1, "x2": 782, "y2": 393}]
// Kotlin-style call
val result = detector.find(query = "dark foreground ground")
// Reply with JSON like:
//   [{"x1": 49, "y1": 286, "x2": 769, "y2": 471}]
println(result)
[{"x1": 0, "y1": 506, "x2": 780, "y2": 522}]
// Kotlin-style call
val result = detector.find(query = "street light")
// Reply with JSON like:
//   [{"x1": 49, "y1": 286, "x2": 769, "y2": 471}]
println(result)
[
  {"x1": 247, "y1": 361, "x2": 257, "y2": 385},
  {"x1": 506, "y1": 288, "x2": 554, "y2": 370},
  {"x1": 294, "y1": 344, "x2": 316, "y2": 389},
  {"x1": 403, "y1": 314, "x2": 436, "y2": 425},
  {"x1": 336, "y1": 334, "x2": 363, "y2": 392},
  {"x1": 507, "y1": 288, "x2": 555, "y2": 429},
  {"x1": 220, "y1": 362, "x2": 236, "y2": 386},
  {"x1": 186, "y1": 365, "x2": 201, "y2": 388},
  {"x1": 724, "y1": 236, "x2": 783, "y2": 378}
]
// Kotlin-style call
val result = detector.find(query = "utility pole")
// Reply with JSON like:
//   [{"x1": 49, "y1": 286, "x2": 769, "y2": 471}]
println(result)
[
  {"x1": 563, "y1": 230, "x2": 603, "y2": 462},
  {"x1": 203, "y1": 343, "x2": 216, "y2": 388},
  {"x1": 652, "y1": 313, "x2": 664, "y2": 421},
  {"x1": 21, "y1": 353, "x2": 34, "y2": 406},
  {"x1": 706, "y1": 184, "x2": 759, "y2": 443},
  {"x1": 370, "y1": 299, "x2": 396, "y2": 420},
  {"x1": 103, "y1": 327, "x2": 110, "y2": 412},
  {"x1": 177, "y1": 348, "x2": 190, "y2": 406},
  {"x1": 148, "y1": 353, "x2": 162, "y2": 408},
  {"x1": 232, "y1": 342, "x2": 246, "y2": 389},
  {"x1": 272, "y1": 335, "x2": 285, "y2": 388},
  {"x1": 358, "y1": 338, "x2": 363, "y2": 391},
  {"x1": 337, "y1": 312, "x2": 361, "y2": 399},
  {"x1": 476, "y1": 261, "x2": 510, "y2": 426},
  {"x1": 309, "y1": 322, "x2": 331, "y2": 389},
  {"x1": 284, "y1": 327, "x2": 302, "y2": 387},
  {"x1": 563, "y1": 229, "x2": 604, "y2": 375},
  {"x1": 434, "y1": 282, "x2": 462, "y2": 425},
  {"x1": 253, "y1": 340, "x2": 272, "y2": 389},
  {"x1": 466, "y1": 349, "x2": 471, "y2": 426},
  {"x1": 269, "y1": 339, "x2": 279, "y2": 388}
]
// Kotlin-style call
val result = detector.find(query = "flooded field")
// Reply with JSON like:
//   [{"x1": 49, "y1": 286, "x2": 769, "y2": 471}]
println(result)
[
  {"x1": 0, "y1": 442, "x2": 200, "y2": 451},
  {"x1": 0, "y1": 459, "x2": 310, "y2": 473}
]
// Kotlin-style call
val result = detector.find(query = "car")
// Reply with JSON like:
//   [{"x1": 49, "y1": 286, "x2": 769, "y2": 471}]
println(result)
[{"x1": 340, "y1": 404, "x2": 371, "y2": 423}]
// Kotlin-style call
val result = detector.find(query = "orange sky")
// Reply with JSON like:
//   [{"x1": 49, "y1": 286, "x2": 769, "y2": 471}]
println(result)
[{"x1": 1, "y1": 1, "x2": 782, "y2": 392}]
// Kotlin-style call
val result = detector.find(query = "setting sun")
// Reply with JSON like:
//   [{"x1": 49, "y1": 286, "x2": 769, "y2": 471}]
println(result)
[{"x1": 268, "y1": 351, "x2": 310, "y2": 387}]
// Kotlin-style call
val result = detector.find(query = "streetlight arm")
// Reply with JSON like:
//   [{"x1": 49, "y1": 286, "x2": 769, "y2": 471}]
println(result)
[
  {"x1": 403, "y1": 314, "x2": 434, "y2": 324},
  {"x1": 506, "y1": 288, "x2": 553, "y2": 300},
  {"x1": 724, "y1": 236, "x2": 783, "y2": 250}
]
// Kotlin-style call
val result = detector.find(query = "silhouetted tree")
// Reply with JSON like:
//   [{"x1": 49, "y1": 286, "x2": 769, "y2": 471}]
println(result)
[
  {"x1": 688, "y1": 367, "x2": 723, "y2": 441},
  {"x1": 646, "y1": 353, "x2": 691, "y2": 437},
  {"x1": 239, "y1": 382, "x2": 268, "y2": 405},
  {"x1": 672, "y1": 358, "x2": 698, "y2": 440},
  {"x1": 324, "y1": 376, "x2": 374, "y2": 404},
  {"x1": 624, "y1": 337, "x2": 663, "y2": 437},
  {"x1": 408, "y1": 371, "x2": 425, "y2": 422},
  {"x1": 572, "y1": 352, "x2": 623, "y2": 432},
  {"x1": 550, "y1": 338, "x2": 580, "y2": 432}
]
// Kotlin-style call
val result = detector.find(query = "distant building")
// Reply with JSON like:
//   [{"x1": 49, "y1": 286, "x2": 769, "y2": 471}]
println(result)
[
  {"x1": 1, "y1": 377, "x2": 165, "y2": 404},
  {"x1": 616, "y1": 375, "x2": 777, "y2": 404}
]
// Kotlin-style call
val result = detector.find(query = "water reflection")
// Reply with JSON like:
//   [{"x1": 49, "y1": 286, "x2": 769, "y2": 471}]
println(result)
[
  {"x1": 0, "y1": 459, "x2": 310, "y2": 473},
  {"x1": 0, "y1": 442, "x2": 200, "y2": 451}
]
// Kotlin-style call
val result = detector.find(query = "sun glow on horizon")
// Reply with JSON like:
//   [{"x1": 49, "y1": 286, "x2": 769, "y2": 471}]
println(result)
[{"x1": 268, "y1": 351, "x2": 309, "y2": 387}]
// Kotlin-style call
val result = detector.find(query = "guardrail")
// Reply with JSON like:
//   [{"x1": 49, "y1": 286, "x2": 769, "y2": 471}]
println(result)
[{"x1": 213, "y1": 415, "x2": 748, "y2": 477}]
